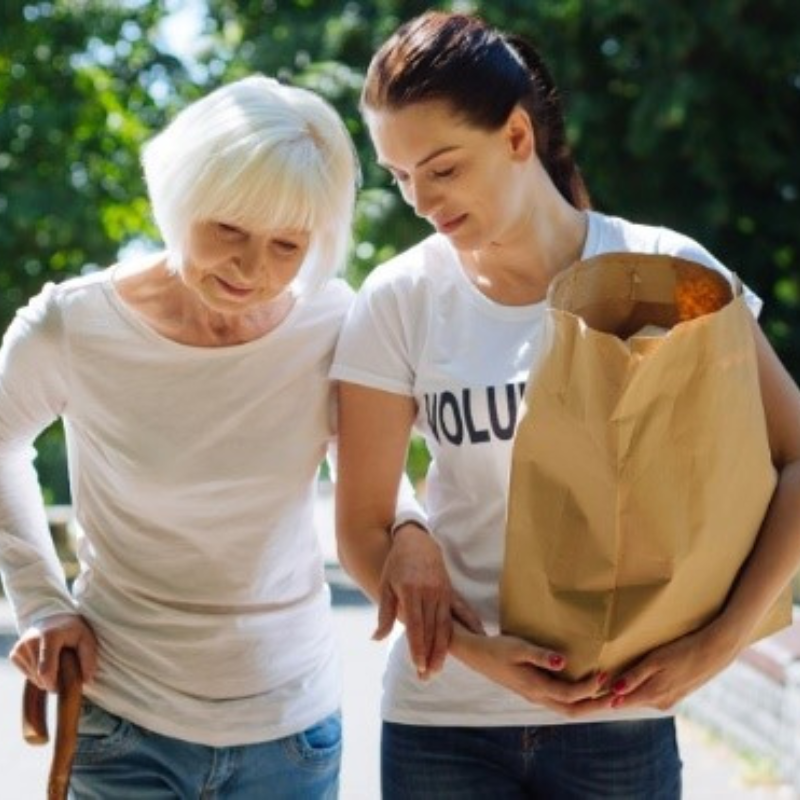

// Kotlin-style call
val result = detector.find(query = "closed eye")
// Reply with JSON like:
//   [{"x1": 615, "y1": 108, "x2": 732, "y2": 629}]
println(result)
[
  {"x1": 271, "y1": 239, "x2": 302, "y2": 255},
  {"x1": 215, "y1": 221, "x2": 245, "y2": 237},
  {"x1": 430, "y1": 167, "x2": 456, "y2": 180}
]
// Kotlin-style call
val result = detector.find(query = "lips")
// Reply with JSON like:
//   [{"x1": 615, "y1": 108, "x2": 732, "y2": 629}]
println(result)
[
  {"x1": 433, "y1": 213, "x2": 467, "y2": 234},
  {"x1": 215, "y1": 276, "x2": 256, "y2": 298}
]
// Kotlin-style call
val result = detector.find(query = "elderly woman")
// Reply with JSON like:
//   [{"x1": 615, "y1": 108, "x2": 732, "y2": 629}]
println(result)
[{"x1": 0, "y1": 74, "x2": 403, "y2": 799}]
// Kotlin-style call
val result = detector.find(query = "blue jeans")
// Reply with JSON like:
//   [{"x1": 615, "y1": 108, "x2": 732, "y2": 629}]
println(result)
[
  {"x1": 69, "y1": 699, "x2": 341, "y2": 799},
  {"x1": 382, "y1": 718, "x2": 681, "y2": 799}
]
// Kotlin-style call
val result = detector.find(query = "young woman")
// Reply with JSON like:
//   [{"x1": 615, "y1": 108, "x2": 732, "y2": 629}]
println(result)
[
  {"x1": 0, "y1": 74, "x2": 420, "y2": 798},
  {"x1": 331, "y1": 11, "x2": 800, "y2": 798}
]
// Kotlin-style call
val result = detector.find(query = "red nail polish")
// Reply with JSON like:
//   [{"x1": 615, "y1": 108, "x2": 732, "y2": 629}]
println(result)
[
  {"x1": 597, "y1": 672, "x2": 608, "y2": 686},
  {"x1": 548, "y1": 653, "x2": 565, "y2": 668},
  {"x1": 611, "y1": 678, "x2": 627, "y2": 694},
  {"x1": 611, "y1": 695, "x2": 625, "y2": 709}
]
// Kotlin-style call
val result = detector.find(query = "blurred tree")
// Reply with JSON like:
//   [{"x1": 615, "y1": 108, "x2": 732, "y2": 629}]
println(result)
[
  {"x1": 0, "y1": 0, "x2": 187, "y2": 500},
  {"x1": 1, "y1": 0, "x2": 798, "y2": 499}
]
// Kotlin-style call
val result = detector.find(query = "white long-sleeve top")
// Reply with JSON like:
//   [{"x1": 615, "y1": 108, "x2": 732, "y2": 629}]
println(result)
[{"x1": 0, "y1": 266, "x2": 353, "y2": 746}]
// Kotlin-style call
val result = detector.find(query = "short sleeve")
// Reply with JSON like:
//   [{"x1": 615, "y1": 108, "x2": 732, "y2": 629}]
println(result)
[{"x1": 330, "y1": 268, "x2": 417, "y2": 396}]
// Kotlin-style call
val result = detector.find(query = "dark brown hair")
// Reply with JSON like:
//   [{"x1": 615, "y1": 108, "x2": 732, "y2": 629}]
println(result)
[{"x1": 362, "y1": 11, "x2": 591, "y2": 210}]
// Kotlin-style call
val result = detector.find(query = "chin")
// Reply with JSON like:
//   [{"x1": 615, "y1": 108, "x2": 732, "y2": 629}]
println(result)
[
  {"x1": 200, "y1": 292, "x2": 253, "y2": 314},
  {"x1": 444, "y1": 229, "x2": 485, "y2": 251}
]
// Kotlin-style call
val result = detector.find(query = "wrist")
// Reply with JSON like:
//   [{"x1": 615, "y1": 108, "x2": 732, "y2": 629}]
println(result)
[
  {"x1": 390, "y1": 519, "x2": 429, "y2": 540},
  {"x1": 449, "y1": 623, "x2": 484, "y2": 663},
  {"x1": 702, "y1": 612, "x2": 751, "y2": 659}
]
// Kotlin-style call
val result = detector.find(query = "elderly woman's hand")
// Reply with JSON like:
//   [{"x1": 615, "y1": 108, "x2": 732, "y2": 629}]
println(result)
[
  {"x1": 10, "y1": 613, "x2": 98, "y2": 693},
  {"x1": 373, "y1": 522, "x2": 484, "y2": 679}
]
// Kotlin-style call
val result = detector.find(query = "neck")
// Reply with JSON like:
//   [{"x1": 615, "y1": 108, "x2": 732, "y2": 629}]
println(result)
[
  {"x1": 113, "y1": 256, "x2": 295, "y2": 347},
  {"x1": 459, "y1": 197, "x2": 588, "y2": 306},
  {"x1": 183, "y1": 292, "x2": 295, "y2": 346}
]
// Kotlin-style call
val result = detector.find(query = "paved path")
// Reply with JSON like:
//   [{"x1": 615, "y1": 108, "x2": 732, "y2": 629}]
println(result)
[
  {"x1": 1, "y1": 489, "x2": 798, "y2": 798},
  {"x1": 1, "y1": 602, "x2": 798, "y2": 799}
]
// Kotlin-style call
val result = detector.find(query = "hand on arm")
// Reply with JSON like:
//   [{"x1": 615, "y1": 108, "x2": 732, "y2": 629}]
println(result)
[
  {"x1": 336, "y1": 382, "x2": 482, "y2": 677},
  {"x1": 373, "y1": 522, "x2": 485, "y2": 674}
]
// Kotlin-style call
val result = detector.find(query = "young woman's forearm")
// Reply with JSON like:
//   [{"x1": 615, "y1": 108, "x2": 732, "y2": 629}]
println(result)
[
  {"x1": 714, "y1": 324, "x2": 800, "y2": 649},
  {"x1": 714, "y1": 460, "x2": 800, "y2": 649}
]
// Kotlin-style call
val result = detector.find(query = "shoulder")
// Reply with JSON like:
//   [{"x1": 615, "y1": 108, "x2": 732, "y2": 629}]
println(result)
[
  {"x1": 291, "y1": 277, "x2": 355, "y2": 336},
  {"x1": 42, "y1": 268, "x2": 112, "y2": 309},
  {"x1": 11, "y1": 269, "x2": 112, "y2": 337},
  {"x1": 323, "y1": 276, "x2": 355, "y2": 307},
  {"x1": 588, "y1": 211, "x2": 761, "y2": 312},
  {"x1": 359, "y1": 234, "x2": 452, "y2": 299},
  {"x1": 305, "y1": 276, "x2": 353, "y2": 314},
  {"x1": 588, "y1": 211, "x2": 725, "y2": 270}
]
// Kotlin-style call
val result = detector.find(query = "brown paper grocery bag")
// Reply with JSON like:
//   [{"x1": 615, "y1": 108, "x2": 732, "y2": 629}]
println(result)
[{"x1": 501, "y1": 252, "x2": 792, "y2": 681}]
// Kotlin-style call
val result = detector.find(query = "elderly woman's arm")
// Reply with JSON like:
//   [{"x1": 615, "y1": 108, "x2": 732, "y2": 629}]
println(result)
[{"x1": 0, "y1": 287, "x2": 99, "y2": 690}]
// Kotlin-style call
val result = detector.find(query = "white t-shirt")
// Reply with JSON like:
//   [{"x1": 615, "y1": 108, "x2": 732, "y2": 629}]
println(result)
[
  {"x1": 0, "y1": 266, "x2": 352, "y2": 746},
  {"x1": 331, "y1": 210, "x2": 759, "y2": 726}
]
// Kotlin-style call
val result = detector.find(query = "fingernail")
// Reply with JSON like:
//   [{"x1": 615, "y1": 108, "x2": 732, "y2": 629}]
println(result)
[
  {"x1": 596, "y1": 672, "x2": 608, "y2": 687},
  {"x1": 611, "y1": 678, "x2": 627, "y2": 694},
  {"x1": 611, "y1": 695, "x2": 625, "y2": 709},
  {"x1": 548, "y1": 653, "x2": 565, "y2": 669}
]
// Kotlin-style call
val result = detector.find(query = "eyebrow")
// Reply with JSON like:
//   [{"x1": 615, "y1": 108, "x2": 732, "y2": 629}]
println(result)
[{"x1": 378, "y1": 145, "x2": 461, "y2": 172}]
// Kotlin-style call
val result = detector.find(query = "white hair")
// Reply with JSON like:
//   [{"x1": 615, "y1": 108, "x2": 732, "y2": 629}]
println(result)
[{"x1": 141, "y1": 75, "x2": 359, "y2": 295}]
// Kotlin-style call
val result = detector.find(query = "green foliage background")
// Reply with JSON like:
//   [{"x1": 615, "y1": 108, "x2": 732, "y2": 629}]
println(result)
[{"x1": 1, "y1": 0, "x2": 798, "y2": 502}]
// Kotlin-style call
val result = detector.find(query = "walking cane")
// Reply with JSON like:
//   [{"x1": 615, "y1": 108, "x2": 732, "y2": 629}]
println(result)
[{"x1": 22, "y1": 648, "x2": 83, "y2": 800}]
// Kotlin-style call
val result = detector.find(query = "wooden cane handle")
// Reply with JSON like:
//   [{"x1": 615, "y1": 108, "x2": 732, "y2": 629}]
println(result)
[
  {"x1": 22, "y1": 677, "x2": 49, "y2": 745},
  {"x1": 21, "y1": 649, "x2": 83, "y2": 800}
]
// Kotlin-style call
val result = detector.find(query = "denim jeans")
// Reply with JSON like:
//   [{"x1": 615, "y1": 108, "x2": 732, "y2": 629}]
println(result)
[
  {"x1": 69, "y1": 699, "x2": 341, "y2": 799},
  {"x1": 382, "y1": 718, "x2": 682, "y2": 799}
]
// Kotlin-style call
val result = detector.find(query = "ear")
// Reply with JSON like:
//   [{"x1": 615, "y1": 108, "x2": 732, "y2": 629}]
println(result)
[{"x1": 505, "y1": 106, "x2": 535, "y2": 161}]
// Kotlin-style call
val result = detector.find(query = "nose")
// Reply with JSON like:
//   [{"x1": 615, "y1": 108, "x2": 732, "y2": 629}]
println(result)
[
  {"x1": 235, "y1": 236, "x2": 268, "y2": 279},
  {"x1": 403, "y1": 177, "x2": 437, "y2": 220}
]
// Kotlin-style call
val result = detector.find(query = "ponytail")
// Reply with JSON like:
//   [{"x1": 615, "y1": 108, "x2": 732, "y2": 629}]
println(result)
[{"x1": 505, "y1": 35, "x2": 591, "y2": 210}]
